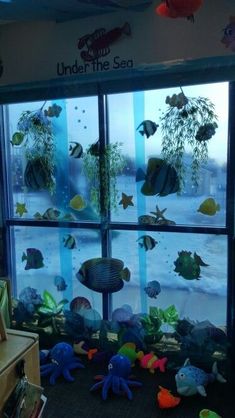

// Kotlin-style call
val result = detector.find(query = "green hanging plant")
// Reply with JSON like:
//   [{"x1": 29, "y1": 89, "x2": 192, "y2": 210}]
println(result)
[
  {"x1": 82, "y1": 141, "x2": 126, "y2": 214},
  {"x1": 160, "y1": 89, "x2": 218, "y2": 190},
  {"x1": 11, "y1": 102, "x2": 62, "y2": 193}
]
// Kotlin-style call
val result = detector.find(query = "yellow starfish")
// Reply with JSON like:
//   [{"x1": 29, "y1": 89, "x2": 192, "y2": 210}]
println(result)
[
  {"x1": 15, "y1": 202, "x2": 28, "y2": 217},
  {"x1": 119, "y1": 193, "x2": 134, "y2": 209}
]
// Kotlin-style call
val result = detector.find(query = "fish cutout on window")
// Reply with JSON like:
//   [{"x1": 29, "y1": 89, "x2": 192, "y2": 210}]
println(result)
[
  {"x1": 137, "y1": 235, "x2": 158, "y2": 251},
  {"x1": 69, "y1": 142, "x2": 83, "y2": 159},
  {"x1": 136, "y1": 120, "x2": 159, "y2": 138},
  {"x1": 22, "y1": 248, "x2": 44, "y2": 270}
]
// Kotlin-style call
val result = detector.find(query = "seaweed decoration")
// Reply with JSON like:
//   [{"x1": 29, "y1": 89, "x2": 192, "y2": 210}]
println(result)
[
  {"x1": 82, "y1": 141, "x2": 126, "y2": 214},
  {"x1": 11, "y1": 102, "x2": 62, "y2": 193},
  {"x1": 160, "y1": 89, "x2": 218, "y2": 191}
]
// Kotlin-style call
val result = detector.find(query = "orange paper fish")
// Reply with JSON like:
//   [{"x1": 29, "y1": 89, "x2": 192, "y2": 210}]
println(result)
[
  {"x1": 156, "y1": 0, "x2": 203, "y2": 21},
  {"x1": 157, "y1": 386, "x2": 181, "y2": 409}
]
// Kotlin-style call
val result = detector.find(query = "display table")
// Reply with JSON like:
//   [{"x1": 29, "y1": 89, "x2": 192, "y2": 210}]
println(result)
[{"x1": 0, "y1": 329, "x2": 41, "y2": 417}]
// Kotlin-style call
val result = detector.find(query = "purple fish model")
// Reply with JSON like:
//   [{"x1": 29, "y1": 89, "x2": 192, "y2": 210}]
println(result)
[
  {"x1": 175, "y1": 358, "x2": 226, "y2": 397},
  {"x1": 78, "y1": 22, "x2": 131, "y2": 61}
]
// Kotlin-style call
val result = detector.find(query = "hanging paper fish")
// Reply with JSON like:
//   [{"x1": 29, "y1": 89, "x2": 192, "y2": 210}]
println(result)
[
  {"x1": 157, "y1": 386, "x2": 181, "y2": 409},
  {"x1": 44, "y1": 104, "x2": 62, "y2": 118},
  {"x1": 136, "y1": 120, "x2": 159, "y2": 139},
  {"x1": 156, "y1": 0, "x2": 204, "y2": 22},
  {"x1": 87, "y1": 140, "x2": 100, "y2": 156},
  {"x1": 78, "y1": 22, "x2": 131, "y2": 62},
  {"x1": 69, "y1": 142, "x2": 83, "y2": 159},
  {"x1": 197, "y1": 198, "x2": 220, "y2": 216},
  {"x1": 174, "y1": 250, "x2": 209, "y2": 280},
  {"x1": 144, "y1": 280, "x2": 161, "y2": 298},
  {"x1": 54, "y1": 276, "x2": 68, "y2": 291},
  {"x1": 69, "y1": 194, "x2": 86, "y2": 211},
  {"x1": 137, "y1": 235, "x2": 157, "y2": 251},
  {"x1": 119, "y1": 192, "x2": 134, "y2": 209},
  {"x1": 76, "y1": 257, "x2": 130, "y2": 293},
  {"x1": 22, "y1": 248, "x2": 44, "y2": 270},
  {"x1": 221, "y1": 19, "x2": 235, "y2": 52},
  {"x1": 63, "y1": 234, "x2": 76, "y2": 249},
  {"x1": 136, "y1": 158, "x2": 179, "y2": 196}
]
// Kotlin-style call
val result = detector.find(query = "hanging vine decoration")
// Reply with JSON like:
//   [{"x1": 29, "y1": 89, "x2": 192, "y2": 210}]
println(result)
[
  {"x1": 11, "y1": 102, "x2": 62, "y2": 194},
  {"x1": 82, "y1": 141, "x2": 126, "y2": 214},
  {"x1": 160, "y1": 89, "x2": 218, "y2": 191}
]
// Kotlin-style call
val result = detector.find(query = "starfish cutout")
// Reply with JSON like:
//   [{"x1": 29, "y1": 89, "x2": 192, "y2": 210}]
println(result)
[
  {"x1": 15, "y1": 202, "x2": 28, "y2": 217},
  {"x1": 150, "y1": 205, "x2": 167, "y2": 221},
  {"x1": 119, "y1": 193, "x2": 134, "y2": 209}
]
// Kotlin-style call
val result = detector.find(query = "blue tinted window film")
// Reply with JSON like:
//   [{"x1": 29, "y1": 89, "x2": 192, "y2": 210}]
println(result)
[{"x1": 133, "y1": 91, "x2": 147, "y2": 313}]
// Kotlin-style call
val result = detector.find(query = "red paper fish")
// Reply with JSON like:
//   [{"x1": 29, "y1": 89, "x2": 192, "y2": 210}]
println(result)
[{"x1": 156, "y1": 0, "x2": 203, "y2": 21}]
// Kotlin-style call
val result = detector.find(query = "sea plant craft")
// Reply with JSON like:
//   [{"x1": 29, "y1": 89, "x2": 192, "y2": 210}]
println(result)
[
  {"x1": 160, "y1": 89, "x2": 218, "y2": 191},
  {"x1": 11, "y1": 102, "x2": 62, "y2": 193}
]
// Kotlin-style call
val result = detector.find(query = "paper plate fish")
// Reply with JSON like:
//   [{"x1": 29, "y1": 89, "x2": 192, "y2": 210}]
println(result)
[
  {"x1": 137, "y1": 235, "x2": 157, "y2": 251},
  {"x1": 54, "y1": 276, "x2": 67, "y2": 291},
  {"x1": 136, "y1": 158, "x2": 179, "y2": 196},
  {"x1": 22, "y1": 248, "x2": 44, "y2": 270},
  {"x1": 156, "y1": 0, "x2": 203, "y2": 21},
  {"x1": 144, "y1": 280, "x2": 161, "y2": 298},
  {"x1": 69, "y1": 194, "x2": 86, "y2": 211},
  {"x1": 157, "y1": 386, "x2": 181, "y2": 409},
  {"x1": 136, "y1": 120, "x2": 159, "y2": 139},
  {"x1": 174, "y1": 250, "x2": 209, "y2": 280},
  {"x1": 197, "y1": 198, "x2": 220, "y2": 216},
  {"x1": 199, "y1": 409, "x2": 222, "y2": 418},
  {"x1": 76, "y1": 257, "x2": 130, "y2": 293}
]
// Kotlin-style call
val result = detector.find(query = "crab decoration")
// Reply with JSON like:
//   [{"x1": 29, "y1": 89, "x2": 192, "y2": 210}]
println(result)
[
  {"x1": 40, "y1": 342, "x2": 84, "y2": 385},
  {"x1": 90, "y1": 354, "x2": 142, "y2": 400}
]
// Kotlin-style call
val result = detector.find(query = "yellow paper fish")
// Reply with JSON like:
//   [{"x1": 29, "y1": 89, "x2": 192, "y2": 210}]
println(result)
[
  {"x1": 69, "y1": 195, "x2": 86, "y2": 211},
  {"x1": 197, "y1": 198, "x2": 220, "y2": 216}
]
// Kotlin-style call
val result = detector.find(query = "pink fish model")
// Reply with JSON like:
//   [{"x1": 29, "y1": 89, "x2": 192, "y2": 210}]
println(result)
[
  {"x1": 221, "y1": 18, "x2": 235, "y2": 52},
  {"x1": 140, "y1": 352, "x2": 168, "y2": 374},
  {"x1": 78, "y1": 22, "x2": 131, "y2": 62}
]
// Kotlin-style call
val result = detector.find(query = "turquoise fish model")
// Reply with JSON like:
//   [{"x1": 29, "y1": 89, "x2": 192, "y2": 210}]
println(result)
[{"x1": 175, "y1": 358, "x2": 226, "y2": 397}]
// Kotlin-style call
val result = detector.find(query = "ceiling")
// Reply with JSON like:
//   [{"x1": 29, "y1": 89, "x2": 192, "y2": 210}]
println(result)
[{"x1": 0, "y1": 0, "x2": 153, "y2": 24}]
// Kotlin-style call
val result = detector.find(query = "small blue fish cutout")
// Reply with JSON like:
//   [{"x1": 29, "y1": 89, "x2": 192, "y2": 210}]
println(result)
[
  {"x1": 69, "y1": 142, "x2": 83, "y2": 158},
  {"x1": 144, "y1": 280, "x2": 161, "y2": 299},
  {"x1": 63, "y1": 234, "x2": 76, "y2": 249},
  {"x1": 54, "y1": 276, "x2": 68, "y2": 291},
  {"x1": 22, "y1": 248, "x2": 44, "y2": 270},
  {"x1": 137, "y1": 235, "x2": 157, "y2": 251},
  {"x1": 136, "y1": 120, "x2": 159, "y2": 139}
]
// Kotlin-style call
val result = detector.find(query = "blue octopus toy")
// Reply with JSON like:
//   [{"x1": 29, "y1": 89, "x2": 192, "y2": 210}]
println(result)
[
  {"x1": 90, "y1": 354, "x2": 142, "y2": 400},
  {"x1": 40, "y1": 342, "x2": 84, "y2": 385}
]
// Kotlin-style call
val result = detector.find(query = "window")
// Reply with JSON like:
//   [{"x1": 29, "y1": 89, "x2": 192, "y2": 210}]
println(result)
[{"x1": 0, "y1": 80, "x2": 232, "y2": 365}]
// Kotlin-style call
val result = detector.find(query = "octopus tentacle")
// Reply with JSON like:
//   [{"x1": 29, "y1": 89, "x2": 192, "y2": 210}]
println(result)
[
  {"x1": 126, "y1": 379, "x2": 143, "y2": 387},
  {"x1": 63, "y1": 368, "x2": 75, "y2": 382},
  {"x1": 102, "y1": 375, "x2": 113, "y2": 400},
  {"x1": 67, "y1": 361, "x2": 85, "y2": 370},
  {"x1": 90, "y1": 379, "x2": 105, "y2": 392},
  {"x1": 112, "y1": 376, "x2": 121, "y2": 395},
  {"x1": 40, "y1": 364, "x2": 54, "y2": 376},
  {"x1": 120, "y1": 378, "x2": 133, "y2": 400}
]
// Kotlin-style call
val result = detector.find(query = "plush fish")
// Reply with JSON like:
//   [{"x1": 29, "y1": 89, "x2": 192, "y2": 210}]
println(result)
[
  {"x1": 157, "y1": 386, "x2": 181, "y2": 409},
  {"x1": 197, "y1": 198, "x2": 220, "y2": 216},
  {"x1": 156, "y1": 0, "x2": 203, "y2": 22},
  {"x1": 144, "y1": 280, "x2": 161, "y2": 298},
  {"x1": 221, "y1": 19, "x2": 235, "y2": 52},
  {"x1": 63, "y1": 234, "x2": 76, "y2": 249},
  {"x1": 54, "y1": 276, "x2": 67, "y2": 291},
  {"x1": 119, "y1": 192, "x2": 134, "y2": 209},
  {"x1": 136, "y1": 120, "x2": 159, "y2": 139},
  {"x1": 76, "y1": 257, "x2": 130, "y2": 293},
  {"x1": 136, "y1": 158, "x2": 179, "y2": 196},
  {"x1": 199, "y1": 409, "x2": 222, "y2": 418},
  {"x1": 140, "y1": 352, "x2": 168, "y2": 374},
  {"x1": 137, "y1": 235, "x2": 157, "y2": 251},
  {"x1": 175, "y1": 358, "x2": 226, "y2": 397},
  {"x1": 118, "y1": 343, "x2": 144, "y2": 366},
  {"x1": 69, "y1": 194, "x2": 86, "y2": 211},
  {"x1": 69, "y1": 142, "x2": 83, "y2": 158},
  {"x1": 22, "y1": 248, "x2": 44, "y2": 270}
]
